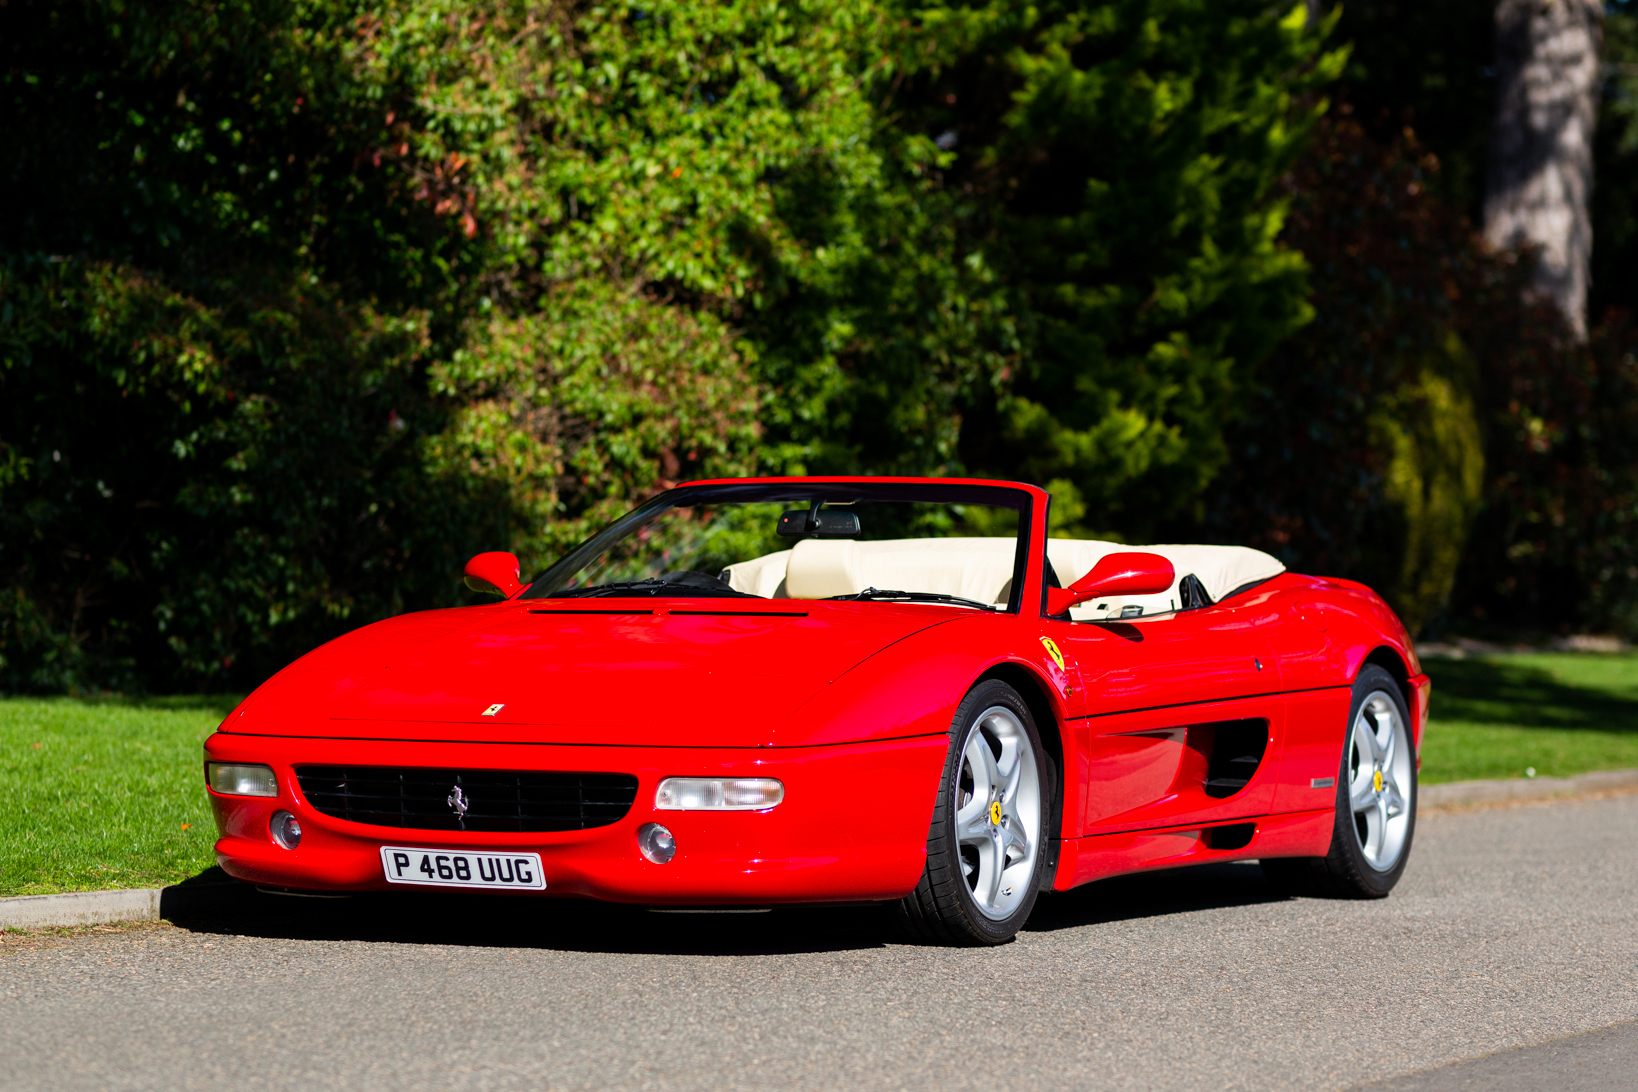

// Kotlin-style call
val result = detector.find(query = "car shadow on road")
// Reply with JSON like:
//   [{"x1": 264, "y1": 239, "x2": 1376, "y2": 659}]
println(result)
[
  {"x1": 1024, "y1": 860, "x2": 1288, "y2": 932},
  {"x1": 162, "y1": 860, "x2": 1289, "y2": 953},
  {"x1": 160, "y1": 868, "x2": 895, "y2": 956}
]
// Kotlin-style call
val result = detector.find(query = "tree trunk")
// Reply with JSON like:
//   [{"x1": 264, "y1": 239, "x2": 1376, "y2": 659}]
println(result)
[{"x1": 1484, "y1": 0, "x2": 1602, "y2": 337}]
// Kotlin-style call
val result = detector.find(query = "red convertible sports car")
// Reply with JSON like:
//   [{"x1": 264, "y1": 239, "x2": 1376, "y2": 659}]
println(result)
[{"x1": 204, "y1": 477, "x2": 1428, "y2": 945}]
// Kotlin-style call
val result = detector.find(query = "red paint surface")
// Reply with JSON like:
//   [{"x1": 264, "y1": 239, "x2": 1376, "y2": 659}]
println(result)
[{"x1": 206, "y1": 476, "x2": 1418, "y2": 906}]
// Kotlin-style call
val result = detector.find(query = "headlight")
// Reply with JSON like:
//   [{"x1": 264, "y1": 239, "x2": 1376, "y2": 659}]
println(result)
[
  {"x1": 207, "y1": 763, "x2": 279, "y2": 797},
  {"x1": 654, "y1": 777, "x2": 784, "y2": 811}
]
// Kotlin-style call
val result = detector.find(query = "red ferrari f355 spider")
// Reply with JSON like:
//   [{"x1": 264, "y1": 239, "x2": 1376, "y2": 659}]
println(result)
[{"x1": 205, "y1": 477, "x2": 1428, "y2": 945}]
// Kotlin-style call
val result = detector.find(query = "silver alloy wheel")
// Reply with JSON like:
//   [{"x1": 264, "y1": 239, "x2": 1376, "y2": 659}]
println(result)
[
  {"x1": 953, "y1": 705, "x2": 1042, "y2": 921},
  {"x1": 1348, "y1": 689, "x2": 1413, "y2": 871}
]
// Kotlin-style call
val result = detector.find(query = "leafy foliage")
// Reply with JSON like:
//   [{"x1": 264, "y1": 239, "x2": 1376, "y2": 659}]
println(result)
[
  {"x1": 1191, "y1": 115, "x2": 1494, "y2": 633},
  {"x1": 1198, "y1": 107, "x2": 1638, "y2": 639},
  {"x1": 1454, "y1": 310, "x2": 1638, "y2": 637},
  {"x1": 917, "y1": 1, "x2": 1343, "y2": 535},
  {"x1": 1200, "y1": 4, "x2": 1638, "y2": 639},
  {"x1": 3, "y1": 0, "x2": 1335, "y2": 690}
]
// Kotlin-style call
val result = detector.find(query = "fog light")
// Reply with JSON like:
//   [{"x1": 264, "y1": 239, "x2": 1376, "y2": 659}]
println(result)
[
  {"x1": 270, "y1": 810, "x2": 302, "y2": 850},
  {"x1": 637, "y1": 822, "x2": 676, "y2": 864},
  {"x1": 208, "y1": 763, "x2": 278, "y2": 797},
  {"x1": 654, "y1": 777, "x2": 784, "y2": 811}
]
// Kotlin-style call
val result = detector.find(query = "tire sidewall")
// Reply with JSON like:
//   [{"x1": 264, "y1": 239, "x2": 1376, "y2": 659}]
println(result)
[
  {"x1": 1332, "y1": 665, "x2": 1417, "y2": 896},
  {"x1": 935, "y1": 679, "x2": 1052, "y2": 942}
]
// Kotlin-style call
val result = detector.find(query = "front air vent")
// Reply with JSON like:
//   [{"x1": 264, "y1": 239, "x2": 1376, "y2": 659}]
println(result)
[{"x1": 294, "y1": 766, "x2": 638, "y2": 833}]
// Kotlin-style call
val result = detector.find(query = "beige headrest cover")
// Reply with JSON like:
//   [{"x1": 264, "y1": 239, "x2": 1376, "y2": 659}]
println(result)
[{"x1": 784, "y1": 539, "x2": 866, "y2": 599}]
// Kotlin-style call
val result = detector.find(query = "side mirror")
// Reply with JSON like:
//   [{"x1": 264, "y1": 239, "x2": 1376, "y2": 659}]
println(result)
[
  {"x1": 1046, "y1": 552, "x2": 1174, "y2": 617},
  {"x1": 464, "y1": 551, "x2": 523, "y2": 598}
]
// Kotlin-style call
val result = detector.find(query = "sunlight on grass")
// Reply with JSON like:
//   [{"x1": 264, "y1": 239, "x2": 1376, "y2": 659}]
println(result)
[
  {"x1": 1420, "y1": 652, "x2": 1638, "y2": 783},
  {"x1": 0, "y1": 697, "x2": 237, "y2": 896}
]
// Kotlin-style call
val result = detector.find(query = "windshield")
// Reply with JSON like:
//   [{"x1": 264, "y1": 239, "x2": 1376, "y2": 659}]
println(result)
[{"x1": 521, "y1": 481, "x2": 1033, "y2": 612}]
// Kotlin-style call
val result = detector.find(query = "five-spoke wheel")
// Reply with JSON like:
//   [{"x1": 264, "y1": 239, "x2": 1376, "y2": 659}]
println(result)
[
  {"x1": 1347, "y1": 687, "x2": 1412, "y2": 872},
  {"x1": 953, "y1": 703, "x2": 1042, "y2": 921},
  {"x1": 1262, "y1": 663, "x2": 1417, "y2": 898},
  {"x1": 898, "y1": 679, "x2": 1052, "y2": 944}
]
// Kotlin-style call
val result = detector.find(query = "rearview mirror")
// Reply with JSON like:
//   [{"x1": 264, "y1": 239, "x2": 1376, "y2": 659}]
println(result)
[
  {"x1": 776, "y1": 508, "x2": 861, "y2": 538},
  {"x1": 464, "y1": 551, "x2": 523, "y2": 598},
  {"x1": 1046, "y1": 552, "x2": 1174, "y2": 617}
]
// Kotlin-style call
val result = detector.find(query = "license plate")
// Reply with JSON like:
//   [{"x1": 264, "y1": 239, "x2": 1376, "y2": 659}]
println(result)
[{"x1": 379, "y1": 846, "x2": 546, "y2": 890}]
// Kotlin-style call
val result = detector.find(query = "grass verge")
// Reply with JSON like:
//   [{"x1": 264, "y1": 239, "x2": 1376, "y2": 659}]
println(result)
[
  {"x1": 0, "y1": 697, "x2": 237, "y2": 897},
  {"x1": 1420, "y1": 651, "x2": 1638, "y2": 783}
]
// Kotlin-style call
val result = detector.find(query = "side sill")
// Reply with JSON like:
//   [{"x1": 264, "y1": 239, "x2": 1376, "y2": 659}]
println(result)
[{"x1": 1052, "y1": 808, "x2": 1334, "y2": 891}]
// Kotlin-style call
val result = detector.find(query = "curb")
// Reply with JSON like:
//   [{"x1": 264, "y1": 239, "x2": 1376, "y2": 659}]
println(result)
[
  {"x1": 0, "y1": 888, "x2": 162, "y2": 930},
  {"x1": 1420, "y1": 768, "x2": 1638, "y2": 810},
  {"x1": 0, "y1": 881, "x2": 246, "y2": 932}
]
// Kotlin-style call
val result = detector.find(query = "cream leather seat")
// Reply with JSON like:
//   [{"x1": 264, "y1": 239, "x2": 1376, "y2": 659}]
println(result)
[
  {"x1": 723, "y1": 537, "x2": 1284, "y2": 617},
  {"x1": 726, "y1": 537, "x2": 1018, "y2": 603},
  {"x1": 783, "y1": 539, "x2": 867, "y2": 599}
]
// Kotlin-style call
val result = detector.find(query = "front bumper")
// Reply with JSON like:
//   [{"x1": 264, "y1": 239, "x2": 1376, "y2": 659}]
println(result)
[{"x1": 203, "y1": 732, "x2": 947, "y2": 904}]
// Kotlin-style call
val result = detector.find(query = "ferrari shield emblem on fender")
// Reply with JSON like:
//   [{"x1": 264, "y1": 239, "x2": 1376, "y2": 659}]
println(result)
[
  {"x1": 481, "y1": 703, "x2": 505, "y2": 717},
  {"x1": 1038, "y1": 636, "x2": 1065, "y2": 671}
]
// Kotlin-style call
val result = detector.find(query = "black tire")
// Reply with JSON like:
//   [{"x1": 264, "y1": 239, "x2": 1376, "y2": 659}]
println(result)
[
  {"x1": 896, "y1": 679, "x2": 1055, "y2": 946},
  {"x1": 1263, "y1": 664, "x2": 1417, "y2": 899}
]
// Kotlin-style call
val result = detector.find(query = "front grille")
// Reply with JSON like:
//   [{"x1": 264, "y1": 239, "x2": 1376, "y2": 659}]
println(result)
[{"x1": 294, "y1": 766, "x2": 640, "y2": 833}]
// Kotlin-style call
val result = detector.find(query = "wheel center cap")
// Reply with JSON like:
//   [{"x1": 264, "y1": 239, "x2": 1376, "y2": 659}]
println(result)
[
  {"x1": 1373, "y1": 769, "x2": 1384, "y2": 793},
  {"x1": 989, "y1": 801, "x2": 1003, "y2": 826}
]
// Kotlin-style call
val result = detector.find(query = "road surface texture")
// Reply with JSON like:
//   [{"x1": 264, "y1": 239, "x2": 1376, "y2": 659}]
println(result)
[{"x1": 2, "y1": 793, "x2": 1635, "y2": 1092}]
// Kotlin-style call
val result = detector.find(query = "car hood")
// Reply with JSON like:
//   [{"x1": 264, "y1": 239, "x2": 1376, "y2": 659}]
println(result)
[{"x1": 222, "y1": 600, "x2": 957, "y2": 747}]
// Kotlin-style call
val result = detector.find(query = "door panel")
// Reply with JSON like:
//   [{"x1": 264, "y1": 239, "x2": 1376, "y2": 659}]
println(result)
[
  {"x1": 1051, "y1": 606, "x2": 1280, "y2": 719},
  {"x1": 1047, "y1": 602, "x2": 1284, "y2": 833},
  {"x1": 1072, "y1": 696, "x2": 1284, "y2": 835}
]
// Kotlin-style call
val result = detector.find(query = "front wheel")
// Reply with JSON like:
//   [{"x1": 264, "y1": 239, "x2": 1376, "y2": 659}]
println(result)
[
  {"x1": 896, "y1": 679, "x2": 1052, "y2": 945},
  {"x1": 1263, "y1": 663, "x2": 1417, "y2": 898}
]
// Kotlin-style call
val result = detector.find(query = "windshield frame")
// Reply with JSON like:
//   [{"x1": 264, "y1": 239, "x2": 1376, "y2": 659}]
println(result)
[{"x1": 520, "y1": 478, "x2": 1039, "y2": 613}]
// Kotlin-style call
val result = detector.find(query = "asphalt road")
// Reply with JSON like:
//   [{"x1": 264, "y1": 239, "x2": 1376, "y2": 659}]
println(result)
[{"x1": 3, "y1": 793, "x2": 1636, "y2": 1092}]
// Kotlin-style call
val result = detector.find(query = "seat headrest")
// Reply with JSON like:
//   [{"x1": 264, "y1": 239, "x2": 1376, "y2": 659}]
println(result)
[{"x1": 784, "y1": 539, "x2": 865, "y2": 600}]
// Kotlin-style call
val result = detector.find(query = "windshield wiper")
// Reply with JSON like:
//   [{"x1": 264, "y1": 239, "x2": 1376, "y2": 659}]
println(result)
[
  {"x1": 550, "y1": 579, "x2": 756, "y2": 599},
  {"x1": 552, "y1": 579, "x2": 668, "y2": 598},
  {"x1": 825, "y1": 588, "x2": 997, "y2": 611}
]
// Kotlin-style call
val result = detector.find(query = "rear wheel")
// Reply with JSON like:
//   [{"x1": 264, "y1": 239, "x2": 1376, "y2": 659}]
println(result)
[
  {"x1": 1263, "y1": 664, "x2": 1417, "y2": 898},
  {"x1": 897, "y1": 680, "x2": 1051, "y2": 945}
]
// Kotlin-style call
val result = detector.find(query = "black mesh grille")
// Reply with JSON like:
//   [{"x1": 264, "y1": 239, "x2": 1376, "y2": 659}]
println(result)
[{"x1": 294, "y1": 766, "x2": 639, "y2": 833}]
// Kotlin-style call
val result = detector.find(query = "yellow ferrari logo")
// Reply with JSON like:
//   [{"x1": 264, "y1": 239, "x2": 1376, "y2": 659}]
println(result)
[
  {"x1": 1039, "y1": 636, "x2": 1065, "y2": 671},
  {"x1": 989, "y1": 801, "x2": 1003, "y2": 825},
  {"x1": 1373, "y1": 769, "x2": 1383, "y2": 792}
]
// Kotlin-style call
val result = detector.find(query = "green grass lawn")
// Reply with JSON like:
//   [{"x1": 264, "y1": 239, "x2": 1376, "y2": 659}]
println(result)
[
  {"x1": 0, "y1": 697, "x2": 235, "y2": 897},
  {"x1": 1420, "y1": 651, "x2": 1638, "y2": 783},
  {"x1": 1, "y1": 653, "x2": 1635, "y2": 897}
]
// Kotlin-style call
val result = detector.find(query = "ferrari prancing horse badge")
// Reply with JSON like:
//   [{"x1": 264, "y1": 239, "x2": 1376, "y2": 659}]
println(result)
[{"x1": 1038, "y1": 636, "x2": 1065, "y2": 671}]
